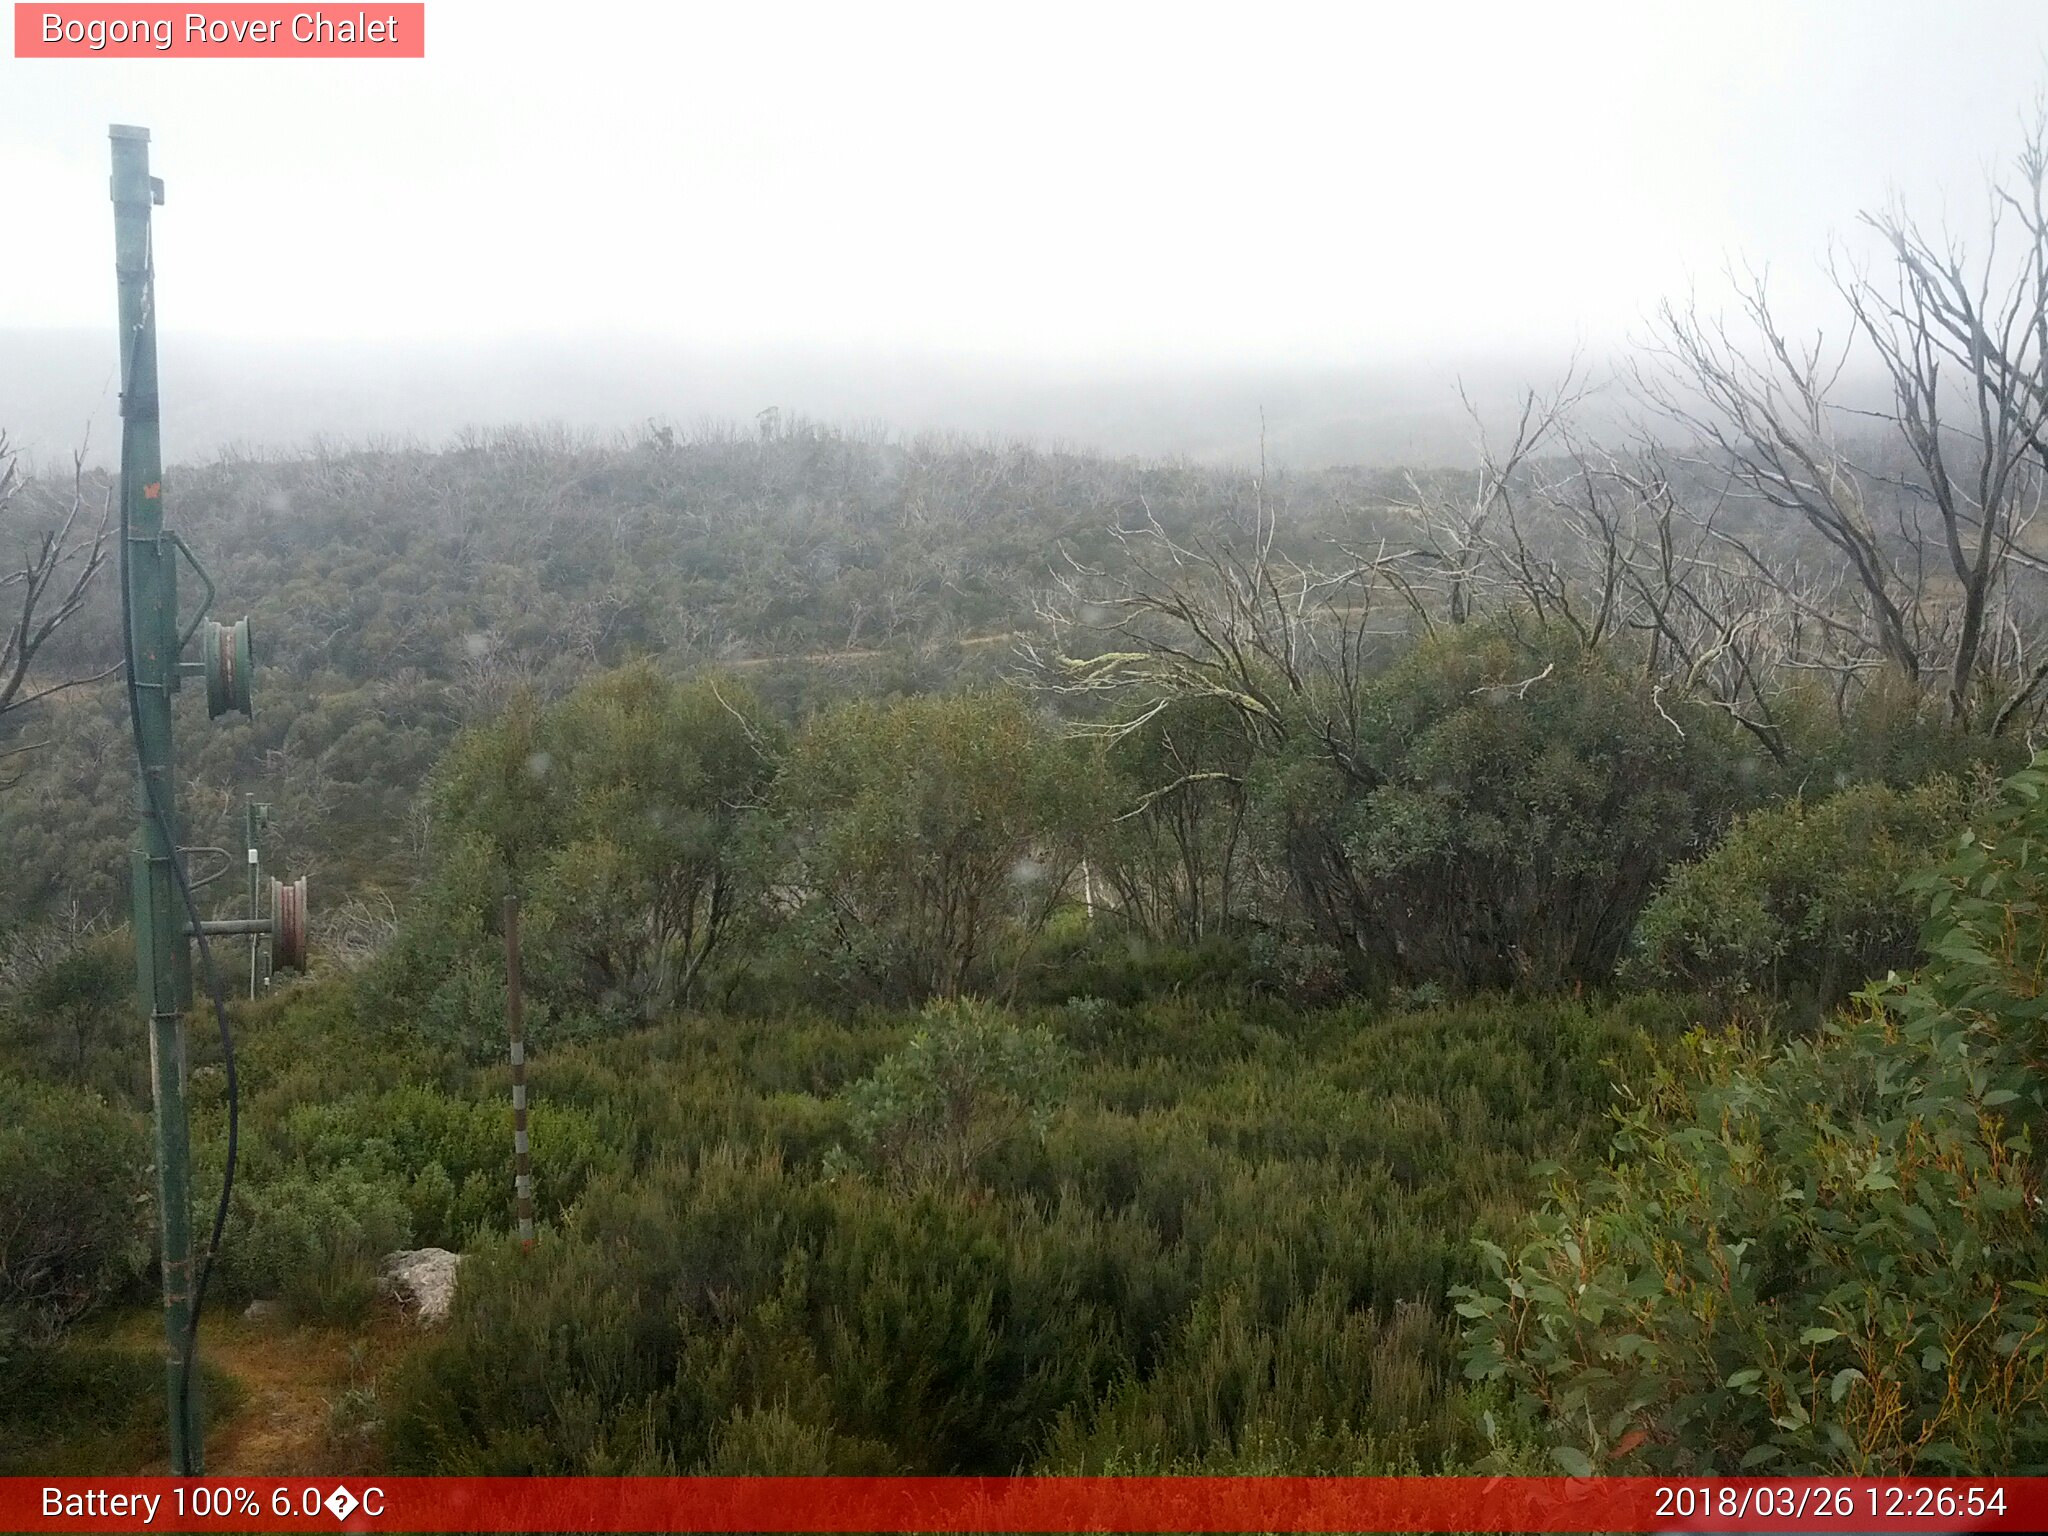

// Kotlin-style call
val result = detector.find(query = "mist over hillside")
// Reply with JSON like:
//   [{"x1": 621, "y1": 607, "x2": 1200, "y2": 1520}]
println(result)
[
  {"x1": 16, "y1": 22, "x2": 2048, "y2": 1485},
  {"x1": 1, "y1": 327, "x2": 1619, "y2": 471}
]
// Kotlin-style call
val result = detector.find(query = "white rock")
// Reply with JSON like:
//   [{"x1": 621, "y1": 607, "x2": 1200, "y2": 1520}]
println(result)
[{"x1": 377, "y1": 1247, "x2": 465, "y2": 1325}]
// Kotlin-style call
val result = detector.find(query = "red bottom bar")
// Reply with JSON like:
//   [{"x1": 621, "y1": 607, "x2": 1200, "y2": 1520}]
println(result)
[{"x1": 7, "y1": 1476, "x2": 2044, "y2": 1533}]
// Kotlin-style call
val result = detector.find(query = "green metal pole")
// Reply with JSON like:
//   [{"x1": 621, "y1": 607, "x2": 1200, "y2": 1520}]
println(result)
[{"x1": 112, "y1": 123, "x2": 202, "y2": 1475}]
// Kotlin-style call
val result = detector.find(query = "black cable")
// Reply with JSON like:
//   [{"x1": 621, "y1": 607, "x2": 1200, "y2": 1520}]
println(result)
[{"x1": 117, "y1": 264, "x2": 239, "y2": 1477}]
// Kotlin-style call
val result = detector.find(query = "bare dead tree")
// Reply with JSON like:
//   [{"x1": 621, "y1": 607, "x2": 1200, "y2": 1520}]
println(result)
[
  {"x1": 1631, "y1": 272, "x2": 1929, "y2": 680},
  {"x1": 1521, "y1": 438, "x2": 1825, "y2": 762},
  {"x1": 1018, "y1": 468, "x2": 1420, "y2": 970},
  {"x1": 1389, "y1": 367, "x2": 1589, "y2": 630},
  {"x1": 0, "y1": 434, "x2": 117, "y2": 783},
  {"x1": 1629, "y1": 114, "x2": 2048, "y2": 736},
  {"x1": 1027, "y1": 107, "x2": 2048, "y2": 938},
  {"x1": 1380, "y1": 379, "x2": 1826, "y2": 761},
  {"x1": 1839, "y1": 124, "x2": 2048, "y2": 728},
  {"x1": 1020, "y1": 458, "x2": 1424, "y2": 792}
]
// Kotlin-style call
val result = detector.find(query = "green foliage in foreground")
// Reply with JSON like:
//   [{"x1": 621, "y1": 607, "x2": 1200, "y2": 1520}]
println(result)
[
  {"x1": 365, "y1": 988, "x2": 1686, "y2": 1474},
  {"x1": 1626, "y1": 776, "x2": 1974, "y2": 1016},
  {"x1": 1460, "y1": 765, "x2": 2048, "y2": 1474},
  {"x1": 182, "y1": 983, "x2": 627, "y2": 1323},
  {"x1": 0, "y1": 1341, "x2": 241, "y2": 1475}
]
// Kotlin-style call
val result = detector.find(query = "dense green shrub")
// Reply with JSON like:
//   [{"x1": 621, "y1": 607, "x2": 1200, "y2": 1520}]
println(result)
[
  {"x1": 248, "y1": 1084, "x2": 622, "y2": 1247},
  {"x1": 1258, "y1": 626, "x2": 1755, "y2": 993},
  {"x1": 835, "y1": 998, "x2": 1068, "y2": 1183},
  {"x1": 1627, "y1": 778, "x2": 1970, "y2": 1012},
  {"x1": 1781, "y1": 670, "x2": 2026, "y2": 794},
  {"x1": 1041, "y1": 1288, "x2": 1465, "y2": 1473},
  {"x1": 371, "y1": 664, "x2": 782, "y2": 1052},
  {"x1": 0, "y1": 928, "x2": 136, "y2": 1101},
  {"x1": 381, "y1": 988, "x2": 1681, "y2": 1475},
  {"x1": 1010, "y1": 926, "x2": 1253, "y2": 1008},
  {"x1": 385, "y1": 1151, "x2": 1124, "y2": 1474},
  {"x1": 171, "y1": 976, "x2": 628, "y2": 1324},
  {"x1": 1094, "y1": 697, "x2": 1256, "y2": 944},
  {"x1": 773, "y1": 691, "x2": 1104, "y2": 1003},
  {"x1": 212, "y1": 1169, "x2": 413, "y2": 1324},
  {"x1": 1457, "y1": 765, "x2": 2048, "y2": 1474},
  {"x1": 0, "y1": 1075, "x2": 148, "y2": 1354}
]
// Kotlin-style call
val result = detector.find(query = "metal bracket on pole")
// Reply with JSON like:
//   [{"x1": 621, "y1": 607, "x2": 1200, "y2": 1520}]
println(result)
[{"x1": 169, "y1": 533, "x2": 216, "y2": 659}]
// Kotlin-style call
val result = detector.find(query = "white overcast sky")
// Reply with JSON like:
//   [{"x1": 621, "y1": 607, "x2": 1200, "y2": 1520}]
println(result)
[{"x1": 5, "y1": 0, "x2": 2048, "y2": 367}]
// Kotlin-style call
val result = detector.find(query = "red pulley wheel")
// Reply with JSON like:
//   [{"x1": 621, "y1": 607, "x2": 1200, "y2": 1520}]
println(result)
[{"x1": 270, "y1": 874, "x2": 308, "y2": 971}]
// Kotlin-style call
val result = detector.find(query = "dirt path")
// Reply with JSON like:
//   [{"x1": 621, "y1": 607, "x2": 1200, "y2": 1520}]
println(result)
[{"x1": 118, "y1": 1308, "x2": 412, "y2": 1476}]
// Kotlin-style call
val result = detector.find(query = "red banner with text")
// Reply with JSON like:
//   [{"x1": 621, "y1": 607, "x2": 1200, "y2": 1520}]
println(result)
[
  {"x1": 13, "y1": 4, "x2": 423, "y2": 57},
  {"x1": 6, "y1": 1477, "x2": 2047, "y2": 1533}
]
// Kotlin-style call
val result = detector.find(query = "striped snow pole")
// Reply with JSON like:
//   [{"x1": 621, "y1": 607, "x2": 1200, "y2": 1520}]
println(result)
[{"x1": 504, "y1": 895, "x2": 535, "y2": 1250}]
